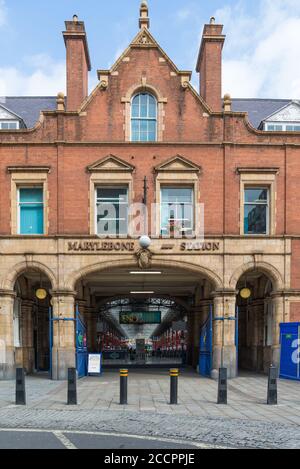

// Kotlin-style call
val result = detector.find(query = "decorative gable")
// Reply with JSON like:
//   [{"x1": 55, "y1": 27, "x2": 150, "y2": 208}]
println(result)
[
  {"x1": 131, "y1": 28, "x2": 156, "y2": 47},
  {"x1": 155, "y1": 155, "x2": 201, "y2": 173},
  {"x1": 0, "y1": 104, "x2": 21, "y2": 121},
  {"x1": 264, "y1": 101, "x2": 300, "y2": 123},
  {"x1": 87, "y1": 155, "x2": 135, "y2": 173}
]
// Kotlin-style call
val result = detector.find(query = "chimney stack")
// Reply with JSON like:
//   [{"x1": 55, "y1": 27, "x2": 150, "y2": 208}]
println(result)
[
  {"x1": 63, "y1": 16, "x2": 91, "y2": 111},
  {"x1": 196, "y1": 18, "x2": 225, "y2": 112}
]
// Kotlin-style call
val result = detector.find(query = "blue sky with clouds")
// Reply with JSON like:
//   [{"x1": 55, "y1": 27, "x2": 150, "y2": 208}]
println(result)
[{"x1": 0, "y1": 0, "x2": 300, "y2": 98}]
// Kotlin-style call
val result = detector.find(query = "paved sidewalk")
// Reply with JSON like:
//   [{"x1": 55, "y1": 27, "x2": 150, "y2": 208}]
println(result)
[{"x1": 0, "y1": 370, "x2": 299, "y2": 448}]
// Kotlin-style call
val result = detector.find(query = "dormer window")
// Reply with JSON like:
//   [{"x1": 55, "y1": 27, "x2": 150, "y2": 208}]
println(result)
[
  {"x1": 131, "y1": 93, "x2": 157, "y2": 142},
  {"x1": 0, "y1": 120, "x2": 20, "y2": 130},
  {"x1": 265, "y1": 122, "x2": 300, "y2": 132}
]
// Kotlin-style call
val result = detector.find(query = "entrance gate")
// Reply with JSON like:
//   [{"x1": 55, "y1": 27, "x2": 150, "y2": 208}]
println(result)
[
  {"x1": 198, "y1": 305, "x2": 239, "y2": 377},
  {"x1": 75, "y1": 306, "x2": 88, "y2": 378},
  {"x1": 199, "y1": 307, "x2": 213, "y2": 377}
]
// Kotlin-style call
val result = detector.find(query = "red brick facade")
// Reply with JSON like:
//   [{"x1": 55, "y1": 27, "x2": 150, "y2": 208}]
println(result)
[{"x1": 0, "y1": 12, "x2": 300, "y2": 308}]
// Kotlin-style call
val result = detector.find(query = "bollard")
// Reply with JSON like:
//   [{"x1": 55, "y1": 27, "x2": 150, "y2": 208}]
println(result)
[
  {"x1": 217, "y1": 368, "x2": 227, "y2": 405},
  {"x1": 15, "y1": 368, "x2": 26, "y2": 405},
  {"x1": 67, "y1": 368, "x2": 77, "y2": 405},
  {"x1": 170, "y1": 368, "x2": 179, "y2": 405},
  {"x1": 267, "y1": 365, "x2": 278, "y2": 405},
  {"x1": 120, "y1": 369, "x2": 128, "y2": 405}
]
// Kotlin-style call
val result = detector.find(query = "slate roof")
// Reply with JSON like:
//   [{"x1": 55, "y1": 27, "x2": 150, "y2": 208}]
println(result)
[
  {"x1": 0, "y1": 96, "x2": 296, "y2": 130},
  {"x1": 0, "y1": 97, "x2": 57, "y2": 129},
  {"x1": 231, "y1": 98, "x2": 290, "y2": 129}
]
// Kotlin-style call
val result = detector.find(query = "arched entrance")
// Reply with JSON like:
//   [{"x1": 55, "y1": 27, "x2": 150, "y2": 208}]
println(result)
[
  {"x1": 236, "y1": 269, "x2": 279, "y2": 373},
  {"x1": 73, "y1": 263, "x2": 217, "y2": 372},
  {"x1": 13, "y1": 269, "x2": 52, "y2": 375}
]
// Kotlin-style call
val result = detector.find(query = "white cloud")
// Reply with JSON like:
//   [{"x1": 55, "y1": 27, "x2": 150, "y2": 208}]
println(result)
[
  {"x1": 0, "y1": 54, "x2": 66, "y2": 96},
  {"x1": 218, "y1": 0, "x2": 300, "y2": 98}
]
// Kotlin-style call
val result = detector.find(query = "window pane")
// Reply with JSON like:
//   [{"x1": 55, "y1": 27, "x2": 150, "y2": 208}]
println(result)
[
  {"x1": 161, "y1": 188, "x2": 193, "y2": 235},
  {"x1": 131, "y1": 93, "x2": 157, "y2": 142},
  {"x1": 244, "y1": 205, "x2": 267, "y2": 234},
  {"x1": 20, "y1": 206, "x2": 44, "y2": 234},
  {"x1": 245, "y1": 188, "x2": 267, "y2": 203},
  {"x1": 149, "y1": 96, "x2": 156, "y2": 118},
  {"x1": 19, "y1": 188, "x2": 44, "y2": 235},
  {"x1": 97, "y1": 188, "x2": 128, "y2": 236},
  {"x1": 162, "y1": 188, "x2": 193, "y2": 204},
  {"x1": 1, "y1": 123, "x2": 9, "y2": 129},
  {"x1": 20, "y1": 188, "x2": 43, "y2": 203}
]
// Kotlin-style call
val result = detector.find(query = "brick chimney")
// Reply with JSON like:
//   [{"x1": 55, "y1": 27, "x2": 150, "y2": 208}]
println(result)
[
  {"x1": 196, "y1": 17, "x2": 225, "y2": 112},
  {"x1": 63, "y1": 15, "x2": 91, "y2": 111}
]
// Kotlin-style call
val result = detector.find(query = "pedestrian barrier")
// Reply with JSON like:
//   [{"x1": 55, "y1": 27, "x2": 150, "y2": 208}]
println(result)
[
  {"x1": 120, "y1": 369, "x2": 128, "y2": 405},
  {"x1": 15, "y1": 368, "x2": 26, "y2": 406},
  {"x1": 217, "y1": 368, "x2": 227, "y2": 404},
  {"x1": 267, "y1": 365, "x2": 278, "y2": 405},
  {"x1": 170, "y1": 368, "x2": 179, "y2": 405},
  {"x1": 67, "y1": 368, "x2": 77, "y2": 405}
]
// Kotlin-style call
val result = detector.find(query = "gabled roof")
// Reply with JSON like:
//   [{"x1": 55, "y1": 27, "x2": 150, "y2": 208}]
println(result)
[
  {"x1": 97, "y1": 27, "x2": 192, "y2": 80},
  {"x1": 231, "y1": 98, "x2": 290, "y2": 129},
  {"x1": 0, "y1": 97, "x2": 57, "y2": 128},
  {"x1": 261, "y1": 100, "x2": 300, "y2": 123}
]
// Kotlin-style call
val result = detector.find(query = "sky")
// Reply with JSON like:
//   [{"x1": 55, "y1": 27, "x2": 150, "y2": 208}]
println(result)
[{"x1": 0, "y1": 0, "x2": 300, "y2": 99}]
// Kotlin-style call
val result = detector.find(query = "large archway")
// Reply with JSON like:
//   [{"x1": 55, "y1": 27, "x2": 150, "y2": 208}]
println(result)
[
  {"x1": 73, "y1": 263, "x2": 217, "y2": 371},
  {"x1": 13, "y1": 268, "x2": 52, "y2": 375},
  {"x1": 236, "y1": 268, "x2": 276, "y2": 373}
]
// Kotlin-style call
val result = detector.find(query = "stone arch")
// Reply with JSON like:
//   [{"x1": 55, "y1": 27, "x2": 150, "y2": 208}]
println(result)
[
  {"x1": 1, "y1": 260, "x2": 57, "y2": 291},
  {"x1": 68, "y1": 258, "x2": 223, "y2": 292},
  {"x1": 122, "y1": 82, "x2": 167, "y2": 104},
  {"x1": 229, "y1": 261, "x2": 284, "y2": 292}
]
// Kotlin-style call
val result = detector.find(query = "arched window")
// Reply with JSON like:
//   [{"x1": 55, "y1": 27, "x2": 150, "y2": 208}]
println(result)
[{"x1": 131, "y1": 93, "x2": 157, "y2": 142}]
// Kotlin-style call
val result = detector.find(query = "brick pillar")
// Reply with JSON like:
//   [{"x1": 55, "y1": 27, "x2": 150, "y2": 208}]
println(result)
[
  {"x1": 51, "y1": 291, "x2": 76, "y2": 380},
  {"x1": 271, "y1": 294, "x2": 285, "y2": 369},
  {"x1": 212, "y1": 293, "x2": 237, "y2": 379},
  {"x1": 0, "y1": 291, "x2": 16, "y2": 380}
]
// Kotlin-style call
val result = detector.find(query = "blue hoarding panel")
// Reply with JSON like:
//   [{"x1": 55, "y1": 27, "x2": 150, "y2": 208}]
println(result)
[
  {"x1": 199, "y1": 310, "x2": 213, "y2": 377},
  {"x1": 280, "y1": 323, "x2": 300, "y2": 381},
  {"x1": 76, "y1": 309, "x2": 88, "y2": 379}
]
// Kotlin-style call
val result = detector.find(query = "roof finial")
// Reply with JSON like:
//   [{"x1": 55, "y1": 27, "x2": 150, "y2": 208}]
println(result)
[
  {"x1": 139, "y1": 0, "x2": 150, "y2": 29},
  {"x1": 210, "y1": 16, "x2": 216, "y2": 24}
]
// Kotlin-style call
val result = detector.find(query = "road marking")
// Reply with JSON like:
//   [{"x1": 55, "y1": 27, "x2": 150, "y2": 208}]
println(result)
[
  {"x1": 52, "y1": 431, "x2": 77, "y2": 450},
  {"x1": 0, "y1": 428, "x2": 229, "y2": 449}
]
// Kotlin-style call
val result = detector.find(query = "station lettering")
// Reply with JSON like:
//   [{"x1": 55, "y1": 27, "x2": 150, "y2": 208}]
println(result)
[
  {"x1": 180, "y1": 242, "x2": 220, "y2": 252},
  {"x1": 68, "y1": 241, "x2": 135, "y2": 252}
]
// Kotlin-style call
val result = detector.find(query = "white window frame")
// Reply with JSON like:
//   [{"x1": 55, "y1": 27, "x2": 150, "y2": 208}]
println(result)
[
  {"x1": 95, "y1": 186, "x2": 129, "y2": 237},
  {"x1": 243, "y1": 186, "x2": 270, "y2": 236},
  {"x1": 160, "y1": 186, "x2": 195, "y2": 237},
  {"x1": 0, "y1": 120, "x2": 20, "y2": 130},
  {"x1": 265, "y1": 121, "x2": 300, "y2": 132},
  {"x1": 130, "y1": 93, "x2": 158, "y2": 143},
  {"x1": 17, "y1": 185, "x2": 45, "y2": 236}
]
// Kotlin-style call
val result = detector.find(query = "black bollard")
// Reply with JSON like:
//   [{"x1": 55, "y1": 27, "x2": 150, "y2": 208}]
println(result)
[
  {"x1": 15, "y1": 368, "x2": 26, "y2": 405},
  {"x1": 170, "y1": 368, "x2": 179, "y2": 405},
  {"x1": 120, "y1": 369, "x2": 128, "y2": 405},
  {"x1": 217, "y1": 368, "x2": 227, "y2": 404},
  {"x1": 267, "y1": 365, "x2": 278, "y2": 405},
  {"x1": 67, "y1": 368, "x2": 77, "y2": 405}
]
